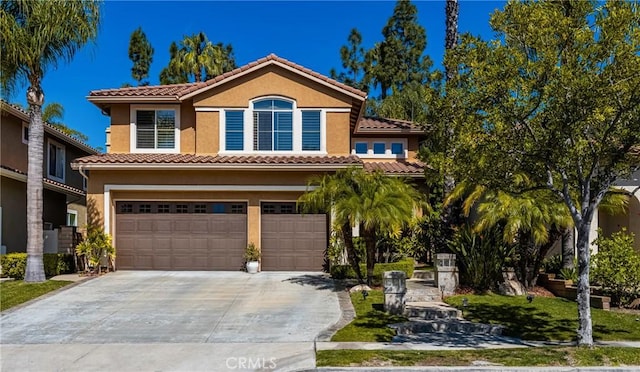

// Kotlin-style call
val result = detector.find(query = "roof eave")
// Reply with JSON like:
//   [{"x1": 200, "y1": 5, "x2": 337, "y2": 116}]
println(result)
[
  {"x1": 71, "y1": 163, "x2": 362, "y2": 171},
  {"x1": 86, "y1": 96, "x2": 181, "y2": 103}
]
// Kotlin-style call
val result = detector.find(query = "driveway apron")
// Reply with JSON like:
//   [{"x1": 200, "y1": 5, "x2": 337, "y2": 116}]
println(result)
[{"x1": 0, "y1": 271, "x2": 341, "y2": 371}]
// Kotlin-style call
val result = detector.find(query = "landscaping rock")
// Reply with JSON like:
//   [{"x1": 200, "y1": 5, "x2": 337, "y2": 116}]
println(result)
[
  {"x1": 498, "y1": 269, "x2": 526, "y2": 296},
  {"x1": 349, "y1": 284, "x2": 372, "y2": 293}
]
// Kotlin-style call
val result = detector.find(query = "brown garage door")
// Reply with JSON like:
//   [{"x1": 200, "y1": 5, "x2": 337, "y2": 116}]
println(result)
[
  {"x1": 261, "y1": 202, "x2": 327, "y2": 271},
  {"x1": 115, "y1": 202, "x2": 247, "y2": 270}
]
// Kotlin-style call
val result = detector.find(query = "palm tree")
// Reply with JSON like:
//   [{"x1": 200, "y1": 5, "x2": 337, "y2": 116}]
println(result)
[
  {"x1": 1, "y1": 0, "x2": 100, "y2": 282},
  {"x1": 159, "y1": 32, "x2": 236, "y2": 84},
  {"x1": 299, "y1": 167, "x2": 421, "y2": 285},
  {"x1": 42, "y1": 102, "x2": 89, "y2": 142},
  {"x1": 448, "y1": 180, "x2": 629, "y2": 288}
]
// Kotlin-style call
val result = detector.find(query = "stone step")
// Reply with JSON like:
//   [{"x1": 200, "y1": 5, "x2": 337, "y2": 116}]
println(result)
[
  {"x1": 404, "y1": 287, "x2": 442, "y2": 302},
  {"x1": 390, "y1": 319, "x2": 505, "y2": 336},
  {"x1": 404, "y1": 302, "x2": 462, "y2": 320},
  {"x1": 412, "y1": 270, "x2": 435, "y2": 280}
]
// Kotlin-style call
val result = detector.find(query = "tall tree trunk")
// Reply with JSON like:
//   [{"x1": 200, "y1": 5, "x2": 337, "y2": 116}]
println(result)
[
  {"x1": 562, "y1": 227, "x2": 575, "y2": 268},
  {"x1": 24, "y1": 86, "x2": 46, "y2": 282},
  {"x1": 441, "y1": 0, "x2": 460, "y2": 251},
  {"x1": 444, "y1": 0, "x2": 459, "y2": 81},
  {"x1": 364, "y1": 229, "x2": 377, "y2": 287},
  {"x1": 575, "y1": 219, "x2": 593, "y2": 346},
  {"x1": 341, "y1": 222, "x2": 365, "y2": 284}
]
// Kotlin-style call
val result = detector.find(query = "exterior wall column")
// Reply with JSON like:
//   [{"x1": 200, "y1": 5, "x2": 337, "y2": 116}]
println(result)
[{"x1": 247, "y1": 198, "x2": 260, "y2": 251}]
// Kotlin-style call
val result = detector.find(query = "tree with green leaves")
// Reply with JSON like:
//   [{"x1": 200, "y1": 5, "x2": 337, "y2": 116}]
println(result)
[
  {"x1": 330, "y1": 28, "x2": 369, "y2": 92},
  {"x1": 370, "y1": 0, "x2": 430, "y2": 99},
  {"x1": 159, "y1": 32, "x2": 235, "y2": 84},
  {"x1": 42, "y1": 102, "x2": 89, "y2": 142},
  {"x1": 128, "y1": 26, "x2": 154, "y2": 86},
  {"x1": 1, "y1": 0, "x2": 101, "y2": 282},
  {"x1": 298, "y1": 167, "x2": 422, "y2": 285},
  {"x1": 439, "y1": 0, "x2": 640, "y2": 346}
]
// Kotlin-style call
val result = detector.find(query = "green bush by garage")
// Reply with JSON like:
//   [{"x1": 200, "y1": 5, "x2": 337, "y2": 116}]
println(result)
[
  {"x1": 330, "y1": 259, "x2": 414, "y2": 285},
  {"x1": 0, "y1": 253, "x2": 75, "y2": 280}
]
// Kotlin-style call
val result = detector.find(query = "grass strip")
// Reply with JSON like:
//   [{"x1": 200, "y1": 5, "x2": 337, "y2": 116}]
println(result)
[
  {"x1": 1, "y1": 280, "x2": 73, "y2": 311},
  {"x1": 446, "y1": 294, "x2": 640, "y2": 341},
  {"x1": 316, "y1": 347, "x2": 640, "y2": 367},
  {"x1": 331, "y1": 290, "x2": 406, "y2": 342}
]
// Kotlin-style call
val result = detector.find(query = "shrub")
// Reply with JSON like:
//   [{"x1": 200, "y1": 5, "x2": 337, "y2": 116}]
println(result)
[
  {"x1": 330, "y1": 258, "x2": 414, "y2": 285},
  {"x1": 244, "y1": 242, "x2": 260, "y2": 262},
  {"x1": 543, "y1": 254, "x2": 563, "y2": 275},
  {"x1": 0, "y1": 253, "x2": 75, "y2": 280},
  {"x1": 76, "y1": 226, "x2": 115, "y2": 274},
  {"x1": 448, "y1": 224, "x2": 515, "y2": 292},
  {"x1": 592, "y1": 229, "x2": 640, "y2": 307}
]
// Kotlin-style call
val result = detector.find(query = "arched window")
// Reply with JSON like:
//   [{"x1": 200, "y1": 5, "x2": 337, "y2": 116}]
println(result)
[{"x1": 252, "y1": 98, "x2": 293, "y2": 151}]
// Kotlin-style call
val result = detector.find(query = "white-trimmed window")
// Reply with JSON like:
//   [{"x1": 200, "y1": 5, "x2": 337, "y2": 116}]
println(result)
[
  {"x1": 351, "y1": 138, "x2": 408, "y2": 159},
  {"x1": 218, "y1": 96, "x2": 328, "y2": 154},
  {"x1": 130, "y1": 105, "x2": 180, "y2": 153},
  {"x1": 253, "y1": 99, "x2": 293, "y2": 151},
  {"x1": 22, "y1": 123, "x2": 29, "y2": 144},
  {"x1": 66, "y1": 210, "x2": 78, "y2": 227},
  {"x1": 47, "y1": 139, "x2": 65, "y2": 182}
]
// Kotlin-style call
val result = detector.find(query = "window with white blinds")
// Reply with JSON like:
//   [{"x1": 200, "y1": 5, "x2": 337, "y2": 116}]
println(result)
[
  {"x1": 220, "y1": 98, "x2": 326, "y2": 153},
  {"x1": 135, "y1": 109, "x2": 176, "y2": 150},
  {"x1": 301, "y1": 111, "x2": 321, "y2": 151}
]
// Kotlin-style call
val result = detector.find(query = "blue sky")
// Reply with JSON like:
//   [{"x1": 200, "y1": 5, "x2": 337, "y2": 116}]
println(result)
[{"x1": 8, "y1": 1, "x2": 504, "y2": 150}]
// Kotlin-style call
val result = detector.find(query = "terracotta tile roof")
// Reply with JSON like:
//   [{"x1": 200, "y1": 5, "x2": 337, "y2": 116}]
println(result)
[
  {"x1": 0, "y1": 165, "x2": 85, "y2": 196},
  {"x1": 1, "y1": 100, "x2": 100, "y2": 154},
  {"x1": 72, "y1": 153, "x2": 363, "y2": 168},
  {"x1": 88, "y1": 83, "x2": 196, "y2": 98},
  {"x1": 88, "y1": 54, "x2": 367, "y2": 100},
  {"x1": 356, "y1": 117, "x2": 424, "y2": 134},
  {"x1": 363, "y1": 161, "x2": 425, "y2": 176}
]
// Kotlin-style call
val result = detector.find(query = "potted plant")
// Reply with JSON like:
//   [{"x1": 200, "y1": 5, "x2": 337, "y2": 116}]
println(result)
[{"x1": 244, "y1": 242, "x2": 260, "y2": 274}]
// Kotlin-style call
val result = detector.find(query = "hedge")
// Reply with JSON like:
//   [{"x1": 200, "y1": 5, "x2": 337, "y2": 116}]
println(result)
[
  {"x1": 330, "y1": 259, "x2": 415, "y2": 284},
  {"x1": 0, "y1": 253, "x2": 75, "y2": 280}
]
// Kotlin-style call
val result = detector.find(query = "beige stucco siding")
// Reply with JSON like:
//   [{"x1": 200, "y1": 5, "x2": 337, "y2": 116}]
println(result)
[
  {"x1": 326, "y1": 112, "x2": 351, "y2": 156},
  {"x1": 193, "y1": 65, "x2": 352, "y2": 109},
  {"x1": 108, "y1": 104, "x2": 130, "y2": 153},
  {"x1": 195, "y1": 111, "x2": 219, "y2": 154},
  {"x1": 180, "y1": 100, "x2": 196, "y2": 153}
]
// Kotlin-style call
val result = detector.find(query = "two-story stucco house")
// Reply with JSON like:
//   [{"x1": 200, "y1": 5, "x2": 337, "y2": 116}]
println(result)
[
  {"x1": 72, "y1": 54, "x2": 425, "y2": 271},
  {"x1": 1, "y1": 100, "x2": 98, "y2": 254}
]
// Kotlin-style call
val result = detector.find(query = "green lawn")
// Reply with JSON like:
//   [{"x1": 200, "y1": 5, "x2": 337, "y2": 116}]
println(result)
[
  {"x1": 445, "y1": 294, "x2": 640, "y2": 341},
  {"x1": 331, "y1": 290, "x2": 406, "y2": 342},
  {"x1": 0, "y1": 280, "x2": 72, "y2": 311},
  {"x1": 316, "y1": 347, "x2": 640, "y2": 367}
]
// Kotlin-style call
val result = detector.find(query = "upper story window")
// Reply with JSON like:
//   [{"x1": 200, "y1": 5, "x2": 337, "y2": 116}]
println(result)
[
  {"x1": 253, "y1": 99, "x2": 293, "y2": 151},
  {"x1": 219, "y1": 97, "x2": 325, "y2": 154},
  {"x1": 130, "y1": 105, "x2": 180, "y2": 153},
  {"x1": 351, "y1": 138, "x2": 407, "y2": 159},
  {"x1": 47, "y1": 139, "x2": 65, "y2": 182}
]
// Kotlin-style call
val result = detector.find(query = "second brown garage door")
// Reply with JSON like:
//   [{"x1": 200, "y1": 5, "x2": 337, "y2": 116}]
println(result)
[
  {"x1": 261, "y1": 202, "x2": 327, "y2": 271},
  {"x1": 115, "y1": 201, "x2": 247, "y2": 270}
]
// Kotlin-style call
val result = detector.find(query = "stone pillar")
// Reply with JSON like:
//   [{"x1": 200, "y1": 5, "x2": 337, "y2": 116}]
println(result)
[
  {"x1": 435, "y1": 253, "x2": 458, "y2": 296},
  {"x1": 383, "y1": 271, "x2": 406, "y2": 315}
]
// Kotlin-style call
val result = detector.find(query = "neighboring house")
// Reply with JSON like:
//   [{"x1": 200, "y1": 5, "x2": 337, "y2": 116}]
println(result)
[
  {"x1": 72, "y1": 54, "x2": 425, "y2": 271},
  {"x1": 597, "y1": 170, "x2": 640, "y2": 252},
  {"x1": 0, "y1": 100, "x2": 99, "y2": 254}
]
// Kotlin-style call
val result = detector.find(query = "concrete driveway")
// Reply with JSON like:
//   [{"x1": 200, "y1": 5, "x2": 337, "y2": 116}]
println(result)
[{"x1": 0, "y1": 271, "x2": 342, "y2": 371}]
